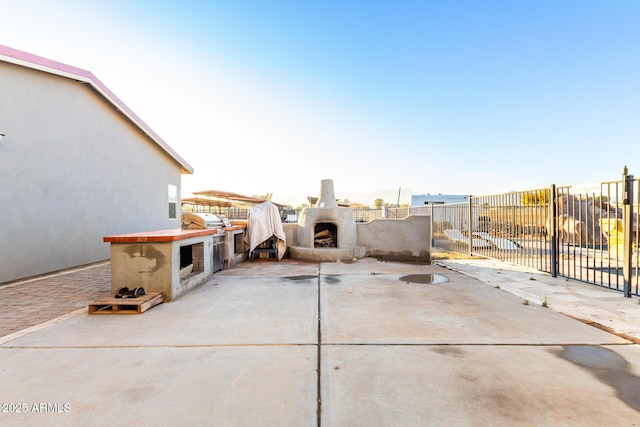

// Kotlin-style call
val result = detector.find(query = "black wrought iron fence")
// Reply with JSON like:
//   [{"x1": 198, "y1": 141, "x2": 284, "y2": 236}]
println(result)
[{"x1": 424, "y1": 168, "x2": 639, "y2": 297}]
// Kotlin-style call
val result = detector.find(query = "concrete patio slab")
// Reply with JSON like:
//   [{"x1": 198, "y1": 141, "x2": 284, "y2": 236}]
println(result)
[
  {"x1": 439, "y1": 258, "x2": 640, "y2": 341},
  {"x1": 320, "y1": 257, "x2": 434, "y2": 275},
  {"x1": 321, "y1": 344, "x2": 640, "y2": 426},
  {"x1": 321, "y1": 266, "x2": 629, "y2": 345},
  {"x1": 1, "y1": 258, "x2": 639, "y2": 426},
  {"x1": 219, "y1": 259, "x2": 320, "y2": 276},
  {"x1": 0, "y1": 345, "x2": 317, "y2": 427}
]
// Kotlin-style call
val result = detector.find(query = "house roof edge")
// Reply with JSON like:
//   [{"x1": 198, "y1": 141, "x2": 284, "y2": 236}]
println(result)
[{"x1": 0, "y1": 44, "x2": 194, "y2": 174}]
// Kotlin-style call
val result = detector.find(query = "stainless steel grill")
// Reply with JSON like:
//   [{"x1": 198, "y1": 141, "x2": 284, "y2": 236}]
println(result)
[
  {"x1": 182, "y1": 212, "x2": 224, "y2": 230},
  {"x1": 181, "y1": 213, "x2": 225, "y2": 272}
]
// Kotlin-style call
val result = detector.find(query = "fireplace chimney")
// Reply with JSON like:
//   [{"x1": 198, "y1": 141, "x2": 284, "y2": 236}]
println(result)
[{"x1": 315, "y1": 179, "x2": 338, "y2": 208}]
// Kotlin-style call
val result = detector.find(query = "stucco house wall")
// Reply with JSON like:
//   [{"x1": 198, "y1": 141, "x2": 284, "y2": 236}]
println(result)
[{"x1": 0, "y1": 47, "x2": 193, "y2": 284}]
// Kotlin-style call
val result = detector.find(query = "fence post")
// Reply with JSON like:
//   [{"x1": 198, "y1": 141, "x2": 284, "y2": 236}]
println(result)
[
  {"x1": 622, "y1": 167, "x2": 634, "y2": 298},
  {"x1": 429, "y1": 205, "x2": 434, "y2": 247},
  {"x1": 549, "y1": 184, "x2": 558, "y2": 277},
  {"x1": 467, "y1": 196, "x2": 473, "y2": 256}
]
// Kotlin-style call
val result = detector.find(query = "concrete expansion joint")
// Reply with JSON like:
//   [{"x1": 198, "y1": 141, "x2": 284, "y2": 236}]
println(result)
[
  {"x1": 1, "y1": 343, "x2": 320, "y2": 349},
  {"x1": 319, "y1": 342, "x2": 636, "y2": 347},
  {"x1": 316, "y1": 272, "x2": 322, "y2": 427}
]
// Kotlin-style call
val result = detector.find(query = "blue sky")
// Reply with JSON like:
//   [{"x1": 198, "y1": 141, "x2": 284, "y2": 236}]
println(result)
[{"x1": 2, "y1": 1, "x2": 639, "y2": 206}]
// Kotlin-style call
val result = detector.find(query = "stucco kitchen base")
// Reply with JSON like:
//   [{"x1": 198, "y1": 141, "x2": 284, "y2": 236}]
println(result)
[{"x1": 104, "y1": 228, "x2": 219, "y2": 301}]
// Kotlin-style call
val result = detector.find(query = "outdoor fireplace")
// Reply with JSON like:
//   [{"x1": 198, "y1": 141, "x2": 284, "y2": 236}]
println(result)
[{"x1": 288, "y1": 179, "x2": 366, "y2": 262}]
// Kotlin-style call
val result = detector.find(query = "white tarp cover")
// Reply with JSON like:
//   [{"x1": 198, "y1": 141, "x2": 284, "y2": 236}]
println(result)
[{"x1": 245, "y1": 202, "x2": 287, "y2": 260}]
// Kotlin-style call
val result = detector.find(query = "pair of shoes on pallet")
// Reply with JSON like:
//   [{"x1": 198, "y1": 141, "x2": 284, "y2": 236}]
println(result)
[{"x1": 114, "y1": 287, "x2": 145, "y2": 299}]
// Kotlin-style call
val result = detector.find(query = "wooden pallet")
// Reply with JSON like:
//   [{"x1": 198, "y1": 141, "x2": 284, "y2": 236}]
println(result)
[{"x1": 88, "y1": 292, "x2": 164, "y2": 315}]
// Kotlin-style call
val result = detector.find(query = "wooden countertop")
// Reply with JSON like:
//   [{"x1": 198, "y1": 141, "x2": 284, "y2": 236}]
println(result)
[{"x1": 104, "y1": 228, "x2": 220, "y2": 243}]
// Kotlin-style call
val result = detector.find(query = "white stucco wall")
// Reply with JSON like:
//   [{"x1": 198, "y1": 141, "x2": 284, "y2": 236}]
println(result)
[
  {"x1": 0, "y1": 61, "x2": 185, "y2": 283},
  {"x1": 356, "y1": 216, "x2": 431, "y2": 262}
]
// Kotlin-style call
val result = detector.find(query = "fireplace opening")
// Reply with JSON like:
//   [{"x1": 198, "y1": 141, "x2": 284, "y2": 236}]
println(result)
[{"x1": 314, "y1": 223, "x2": 337, "y2": 248}]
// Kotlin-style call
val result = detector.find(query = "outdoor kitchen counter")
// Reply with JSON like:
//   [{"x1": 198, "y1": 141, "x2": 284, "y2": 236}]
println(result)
[
  {"x1": 103, "y1": 228, "x2": 221, "y2": 301},
  {"x1": 103, "y1": 228, "x2": 220, "y2": 243}
]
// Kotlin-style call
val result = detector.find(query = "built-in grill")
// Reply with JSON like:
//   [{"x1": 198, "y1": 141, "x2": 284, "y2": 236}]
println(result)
[
  {"x1": 182, "y1": 212, "x2": 224, "y2": 230},
  {"x1": 181, "y1": 213, "x2": 225, "y2": 272}
]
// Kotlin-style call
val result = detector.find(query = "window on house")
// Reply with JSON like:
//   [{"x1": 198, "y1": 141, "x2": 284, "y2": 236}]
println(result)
[{"x1": 168, "y1": 184, "x2": 178, "y2": 219}]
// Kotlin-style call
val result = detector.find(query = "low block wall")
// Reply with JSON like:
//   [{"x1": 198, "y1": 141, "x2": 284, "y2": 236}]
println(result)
[
  {"x1": 356, "y1": 215, "x2": 431, "y2": 263},
  {"x1": 282, "y1": 223, "x2": 297, "y2": 247}
]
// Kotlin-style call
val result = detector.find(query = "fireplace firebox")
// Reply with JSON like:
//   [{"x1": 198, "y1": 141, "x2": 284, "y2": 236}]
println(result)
[{"x1": 314, "y1": 223, "x2": 337, "y2": 248}]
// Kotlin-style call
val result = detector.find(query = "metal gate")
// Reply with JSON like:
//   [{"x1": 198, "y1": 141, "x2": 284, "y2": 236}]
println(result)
[{"x1": 432, "y1": 168, "x2": 639, "y2": 297}]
